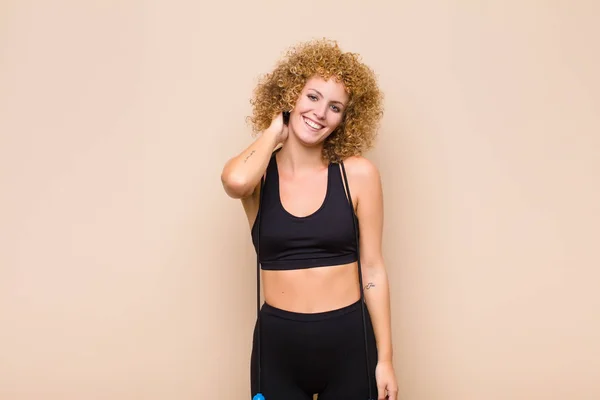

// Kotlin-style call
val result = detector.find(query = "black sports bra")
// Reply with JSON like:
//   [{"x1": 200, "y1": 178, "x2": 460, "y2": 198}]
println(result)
[{"x1": 251, "y1": 152, "x2": 359, "y2": 270}]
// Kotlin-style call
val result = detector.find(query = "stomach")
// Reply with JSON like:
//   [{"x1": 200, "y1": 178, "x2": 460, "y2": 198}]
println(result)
[{"x1": 262, "y1": 261, "x2": 361, "y2": 313}]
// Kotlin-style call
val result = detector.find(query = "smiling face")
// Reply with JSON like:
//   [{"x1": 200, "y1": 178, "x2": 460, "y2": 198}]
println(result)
[{"x1": 288, "y1": 76, "x2": 349, "y2": 147}]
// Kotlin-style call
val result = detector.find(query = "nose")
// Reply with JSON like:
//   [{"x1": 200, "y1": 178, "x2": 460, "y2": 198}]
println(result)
[{"x1": 313, "y1": 103, "x2": 328, "y2": 120}]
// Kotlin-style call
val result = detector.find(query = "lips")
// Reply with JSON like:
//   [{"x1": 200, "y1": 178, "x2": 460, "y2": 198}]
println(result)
[{"x1": 302, "y1": 116, "x2": 324, "y2": 131}]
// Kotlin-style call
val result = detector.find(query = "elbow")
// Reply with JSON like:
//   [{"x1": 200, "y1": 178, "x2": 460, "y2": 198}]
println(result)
[
  {"x1": 221, "y1": 170, "x2": 254, "y2": 199},
  {"x1": 361, "y1": 257, "x2": 387, "y2": 274}
]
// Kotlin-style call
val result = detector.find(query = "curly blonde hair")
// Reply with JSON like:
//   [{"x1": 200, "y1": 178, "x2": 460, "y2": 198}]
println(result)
[{"x1": 248, "y1": 38, "x2": 384, "y2": 162}]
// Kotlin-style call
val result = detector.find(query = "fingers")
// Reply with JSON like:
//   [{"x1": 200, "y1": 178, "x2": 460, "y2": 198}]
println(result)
[
  {"x1": 378, "y1": 384, "x2": 399, "y2": 400},
  {"x1": 377, "y1": 383, "x2": 386, "y2": 400}
]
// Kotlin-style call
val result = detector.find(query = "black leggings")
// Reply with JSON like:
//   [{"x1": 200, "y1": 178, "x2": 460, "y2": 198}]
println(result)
[{"x1": 250, "y1": 300, "x2": 378, "y2": 400}]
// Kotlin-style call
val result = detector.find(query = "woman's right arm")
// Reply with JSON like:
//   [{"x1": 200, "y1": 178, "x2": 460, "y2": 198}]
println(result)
[{"x1": 221, "y1": 114, "x2": 286, "y2": 199}]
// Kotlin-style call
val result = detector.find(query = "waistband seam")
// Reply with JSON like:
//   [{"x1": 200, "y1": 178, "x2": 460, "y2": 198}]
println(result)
[{"x1": 260, "y1": 300, "x2": 363, "y2": 322}]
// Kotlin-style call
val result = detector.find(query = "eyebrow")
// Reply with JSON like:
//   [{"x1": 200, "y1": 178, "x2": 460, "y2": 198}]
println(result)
[{"x1": 308, "y1": 88, "x2": 346, "y2": 106}]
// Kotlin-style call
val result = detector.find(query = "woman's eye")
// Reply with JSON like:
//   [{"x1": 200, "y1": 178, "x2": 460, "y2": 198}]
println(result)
[{"x1": 307, "y1": 93, "x2": 341, "y2": 112}]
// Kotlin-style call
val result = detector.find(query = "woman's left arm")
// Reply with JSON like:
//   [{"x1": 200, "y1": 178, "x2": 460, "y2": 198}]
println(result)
[{"x1": 348, "y1": 156, "x2": 398, "y2": 400}]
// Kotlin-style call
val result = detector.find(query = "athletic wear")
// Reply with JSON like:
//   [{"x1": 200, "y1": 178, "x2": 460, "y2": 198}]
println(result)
[
  {"x1": 250, "y1": 152, "x2": 378, "y2": 400},
  {"x1": 251, "y1": 152, "x2": 359, "y2": 271},
  {"x1": 250, "y1": 300, "x2": 378, "y2": 400}
]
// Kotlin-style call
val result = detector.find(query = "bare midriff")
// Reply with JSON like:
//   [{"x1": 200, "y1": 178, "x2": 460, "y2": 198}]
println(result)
[{"x1": 262, "y1": 261, "x2": 361, "y2": 313}]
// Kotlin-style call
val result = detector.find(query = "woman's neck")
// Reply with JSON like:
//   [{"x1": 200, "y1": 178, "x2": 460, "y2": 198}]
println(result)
[{"x1": 276, "y1": 135, "x2": 327, "y2": 176}]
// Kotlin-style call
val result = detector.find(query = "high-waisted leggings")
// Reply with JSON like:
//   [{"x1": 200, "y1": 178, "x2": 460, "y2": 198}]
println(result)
[{"x1": 250, "y1": 299, "x2": 378, "y2": 400}]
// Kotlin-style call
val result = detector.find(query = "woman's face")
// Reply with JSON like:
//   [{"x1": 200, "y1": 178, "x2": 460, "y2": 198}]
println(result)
[{"x1": 289, "y1": 76, "x2": 349, "y2": 147}]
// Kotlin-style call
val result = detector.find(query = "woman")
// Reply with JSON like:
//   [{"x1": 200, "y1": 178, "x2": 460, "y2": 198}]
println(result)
[{"x1": 221, "y1": 39, "x2": 398, "y2": 400}]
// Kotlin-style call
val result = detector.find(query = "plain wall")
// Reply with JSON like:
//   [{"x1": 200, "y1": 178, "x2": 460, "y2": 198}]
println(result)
[{"x1": 1, "y1": 1, "x2": 599, "y2": 399}]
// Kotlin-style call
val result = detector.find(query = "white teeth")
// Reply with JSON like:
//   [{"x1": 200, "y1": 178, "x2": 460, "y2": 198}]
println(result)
[{"x1": 303, "y1": 117, "x2": 323, "y2": 130}]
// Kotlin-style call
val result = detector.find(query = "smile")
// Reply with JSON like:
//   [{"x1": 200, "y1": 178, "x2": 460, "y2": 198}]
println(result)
[{"x1": 303, "y1": 116, "x2": 324, "y2": 130}]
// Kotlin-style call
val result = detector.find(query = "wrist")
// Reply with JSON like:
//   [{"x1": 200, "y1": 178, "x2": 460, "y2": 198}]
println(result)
[
  {"x1": 377, "y1": 349, "x2": 393, "y2": 364},
  {"x1": 263, "y1": 128, "x2": 282, "y2": 147}
]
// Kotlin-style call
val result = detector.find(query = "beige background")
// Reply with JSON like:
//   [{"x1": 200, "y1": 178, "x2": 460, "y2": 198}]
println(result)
[{"x1": 1, "y1": 1, "x2": 599, "y2": 399}]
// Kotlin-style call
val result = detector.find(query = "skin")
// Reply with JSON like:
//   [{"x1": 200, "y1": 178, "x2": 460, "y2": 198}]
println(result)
[{"x1": 221, "y1": 75, "x2": 399, "y2": 400}]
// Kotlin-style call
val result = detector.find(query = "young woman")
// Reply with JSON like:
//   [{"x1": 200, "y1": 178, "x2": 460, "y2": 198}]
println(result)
[{"x1": 221, "y1": 39, "x2": 398, "y2": 400}]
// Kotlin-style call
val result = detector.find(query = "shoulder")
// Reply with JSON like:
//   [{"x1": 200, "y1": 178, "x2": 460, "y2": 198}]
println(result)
[
  {"x1": 339, "y1": 156, "x2": 382, "y2": 208},
  {"x1": 340, "y1": 156, "x2": 383, "y2": 214},
  {"x1": 341, "y1": 155, "x2": 381, "y2": 182}
]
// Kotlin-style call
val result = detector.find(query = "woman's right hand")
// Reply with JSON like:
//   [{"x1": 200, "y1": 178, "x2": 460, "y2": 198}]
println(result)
[{"x1": 265, "y1": 111, "x2": 290, "y2": 145}]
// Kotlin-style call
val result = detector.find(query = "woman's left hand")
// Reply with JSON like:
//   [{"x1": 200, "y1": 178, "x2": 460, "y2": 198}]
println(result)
[{"x1": 375, "y1": 360, "x2": 399, "y2": 399}]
